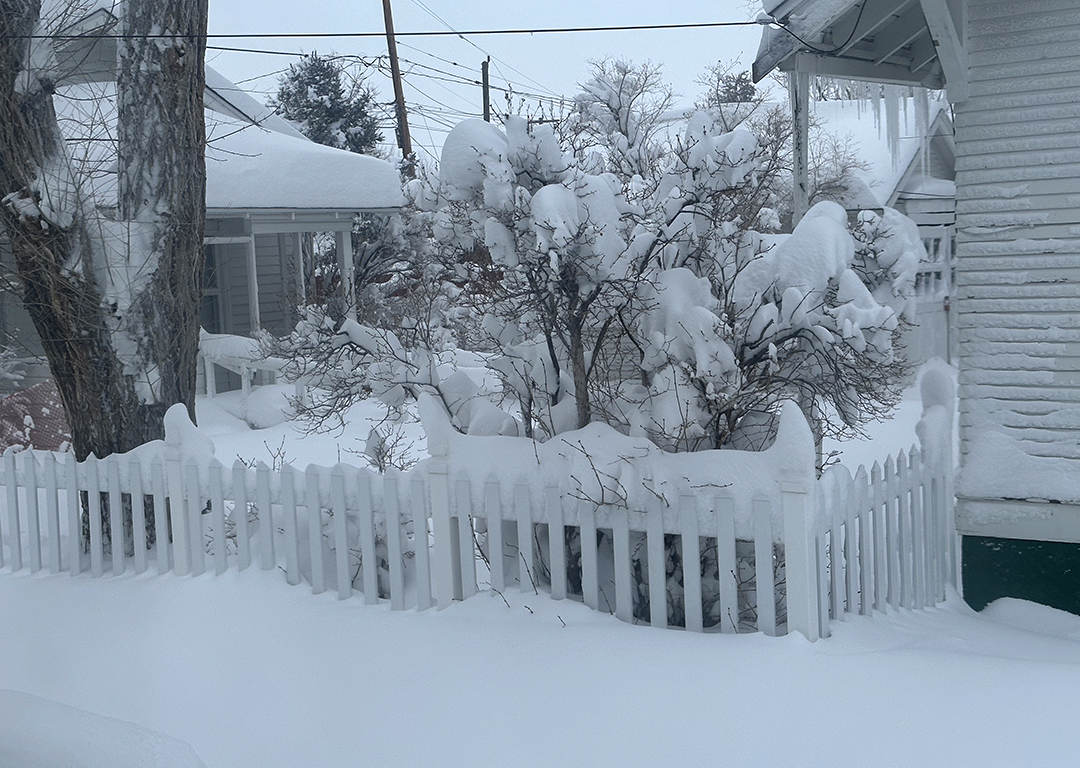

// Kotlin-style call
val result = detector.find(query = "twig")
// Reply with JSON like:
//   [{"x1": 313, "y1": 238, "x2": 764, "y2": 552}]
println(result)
[
  {"x1": 470, "y1": 514, "x2": 491, "y2": 568},
  {"x1": 523, "y1": 604, "x2": 534, "y2": 614},
  {"x1": 557, "y1": 615, "x2": 566, "y2": 628},
  {"x1": 519, "y1": 551, "x2": 539, "y2": 595},
  {"x1": 491, "y1": 586, "x2": 511, "y2": 608}
]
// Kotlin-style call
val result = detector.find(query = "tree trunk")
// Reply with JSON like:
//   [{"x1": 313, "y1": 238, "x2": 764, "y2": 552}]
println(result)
[
  {"x1": 116, "y1": 0, "x2": 209, "y2": 432},
  {"x1": 0, "y1": 0, "x2": 208, "y2": 460},
  {"x1": 569, "y1": 314, "x2": 591, "y2": 429}
]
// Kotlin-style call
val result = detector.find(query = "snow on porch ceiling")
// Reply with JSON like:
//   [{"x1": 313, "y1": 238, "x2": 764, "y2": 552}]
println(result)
[{"x1": 753, "y1": 0, "x2": 967, "y2": 102}]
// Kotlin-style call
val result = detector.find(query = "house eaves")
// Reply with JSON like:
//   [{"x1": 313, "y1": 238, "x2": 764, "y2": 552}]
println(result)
[{"x1": 753, "y1": 0, "x2": 967, "y2": 102}]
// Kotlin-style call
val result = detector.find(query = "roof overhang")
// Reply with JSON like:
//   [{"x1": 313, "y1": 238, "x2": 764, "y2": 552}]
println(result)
[
  {"x1": 206, "y1": 209, "x2": 400, "y2": 236},
  {"x1": 753, "y1": 0, "x2": 967, "y2": 102}
]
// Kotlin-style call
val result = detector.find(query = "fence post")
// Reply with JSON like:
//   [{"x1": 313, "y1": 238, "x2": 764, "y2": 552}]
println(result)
[
  {"x1": 777, "y1": 401, "x2": 819, "y2": 642},
  {"x1": 419, "y1": 393, "x2": 461, "y2": 610},
  {"x1": 429, "y1": 445, "x2": 457, "y2": 610}
]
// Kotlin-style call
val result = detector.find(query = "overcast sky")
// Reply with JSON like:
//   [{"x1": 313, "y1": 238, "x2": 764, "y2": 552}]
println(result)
[{"x1": 205, "y1": 0, "x2": 770, "y2": 163}]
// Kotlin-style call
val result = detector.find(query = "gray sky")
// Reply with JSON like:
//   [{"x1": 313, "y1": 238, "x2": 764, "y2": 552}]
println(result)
[{"x1": 206, "y1": 0, "x2": 769, "y2": 163}]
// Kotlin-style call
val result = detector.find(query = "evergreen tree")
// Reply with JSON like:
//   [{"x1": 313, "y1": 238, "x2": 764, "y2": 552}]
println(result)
[{"x1": 269, "y1": 53, "x2": 383, "y2": 155}]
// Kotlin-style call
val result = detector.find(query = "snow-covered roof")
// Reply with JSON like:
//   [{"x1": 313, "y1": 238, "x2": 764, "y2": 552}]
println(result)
[
  {"x1": 203, "y1": 66, "x2": 308, "y2": 141},
  {"x1": 205, "y1": 118, "x2": 404, "y2": 212},
  {"x1": 54, "y1": 76, "x2": 404, "y2": 214}
]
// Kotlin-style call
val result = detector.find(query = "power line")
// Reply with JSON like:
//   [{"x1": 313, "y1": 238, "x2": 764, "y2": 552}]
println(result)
[{"x1": 14, "y1": 19, "x2": 767, "y2": 41}]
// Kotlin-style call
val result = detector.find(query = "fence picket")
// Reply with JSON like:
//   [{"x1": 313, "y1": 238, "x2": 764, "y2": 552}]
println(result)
[
  {"x1": 816, "y1": 529, "x2": 831, "y2": 638},
  {"x1": 167, "y1": 453, "x2": 190, "y2": 577},
  {"x1": 547, "y1": 486, "x2": 567, "y2": 601},
  {"x1": 580, "y1": 499, "x2": 599, "y2": 611},
  {"x1": 43, "y1": 453, "x2": 62, "y2": 574},
  {"x1": 485, "y1": 477, "x2": 505, "y2": 592},
  {"x1": 412, "y1": 476, "x2": 432, "y2": 610},
  {"x1": 516, "y1": 483, "x2": 535, "y2": 597},
  {"x1": 680, "y1": 495, "x2": 703, "y2": 633},
  {"x1": 185, "y1": 460, "x2": 205, "y2": 578},
  {"x1": 868, "y1": 462, "x2": 884, "y2": 612},
  {"x1": 256, "y1": 463, "x2": 274, "y2": 571},
  {"x1": 357, "y1": 471, "x2": 379, "y2": 605},
  {"x1": 612, "y1": 501, "x2": 631, "y2": 622},
  {"x1": 26, "y1": 451, "x2": 42, "y2": 573},
  {"x1": 830, "y1": 499, "x2": 843, "y2": 620},
  {"x1": 232, "y1": 461, "x2": 250, "y2": 571},
  {"x1": 107, "y1": 457, "x2": 124, "y2": 576},
  {"x1": 753, "y1": 498, "x2": 776, "y2": 636},
  {"x1": 306, "y1": 466, "x2": 326, "y2": 596},
  {"x1": 897, "y1": 453, "x2": 913, "y2": 610},
  {"x1": 65, "y1": 454, "x2": 81, "y2": 575},
  {"x1": 646, "y1": 496, "x2": 666, "y2": 629},
  {"x1": 888, "y1": 456, "x2": 904, "y2": 612},
  {"x1": 385, "y1": 475, "x2": 406, "y2": 610},
  {"x1": 5, "y1": 450, "x2": 21, "y2": 571},
  {"x1": 330, "y1": 467, "x2": 351, "y2": 599},
  {"x1": 909, "y1": 448, "x2": 926, "y2": 609},
  {"x1": 454, "y1": 474, "x2": 477, "y2": 599},
  {"x1": 87, "y1": 456, "x2": 103, "y2": 577},
  {"x1": 150, "y1": 456, "x2": 169, "y2": 575},
  {"x1": 715, "y1": 497, "x2": 738, "y2": 634},
  {"x1": 280, "y1": 465, "x2": 300, "y2": 587},
  {"x1": 129, "y1": 455, "x2": 147, "y2": 575},
  {"x1": 208, "y1": 462, "x2": 227, "y2": 576},
  {"x1": 931, "y1": 475, "x2": 944, "y2": 602},
  {"x1": 854, "y1": 467, "x2": 872, "y2": 616},
  {"x1": 845, "y1": 473, "x2": 858, "y2": 616}
]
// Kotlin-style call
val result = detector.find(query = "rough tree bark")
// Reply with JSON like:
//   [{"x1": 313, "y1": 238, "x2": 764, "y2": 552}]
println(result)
[{"x1": 0, "y1": 0, "x2": 208, "y2": 460}]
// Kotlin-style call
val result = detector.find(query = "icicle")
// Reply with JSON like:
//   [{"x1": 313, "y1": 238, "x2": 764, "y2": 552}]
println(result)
[
  {"x1": 872, "y1": 83, "x2": 882, "y2": 135},
  {"x1": 884, "y1": 84, "x2": 901, "y2": 169},
  {"x1": 915, "y1": 87, "x2": 930, "y2": 179}
]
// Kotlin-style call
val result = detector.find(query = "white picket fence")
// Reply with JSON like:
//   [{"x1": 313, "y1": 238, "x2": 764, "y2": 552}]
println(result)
[{"x1": 0, "y1": 413, "x2": 956, "y2": 641}]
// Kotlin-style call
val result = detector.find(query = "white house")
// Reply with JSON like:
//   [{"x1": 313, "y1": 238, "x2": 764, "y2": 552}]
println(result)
[
  {"x1": 753, "y1": 0, "x2": 1080, "y2": 615},
  {"x1": 1, "y1": 7, "x2": 404, "y2": 393}
]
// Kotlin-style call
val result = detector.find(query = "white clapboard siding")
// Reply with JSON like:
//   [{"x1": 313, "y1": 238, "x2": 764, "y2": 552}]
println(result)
[{"x1": 955, "y1": 0, "x2": 1080, "y2": 534}]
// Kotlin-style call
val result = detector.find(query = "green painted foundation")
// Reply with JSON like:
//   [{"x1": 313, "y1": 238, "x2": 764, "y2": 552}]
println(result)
[{"x1": 962, "y1": 536, "x2": 1080, "y2": 616}]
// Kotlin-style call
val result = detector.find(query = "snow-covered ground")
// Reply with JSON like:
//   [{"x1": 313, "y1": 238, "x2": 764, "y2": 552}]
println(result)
[
  {"x1": 3, "y1": 567, "x2": 1080, "y2": 767},
  {"x1": 3, "y1": 367, "x2": 1079, "y2": 767}
]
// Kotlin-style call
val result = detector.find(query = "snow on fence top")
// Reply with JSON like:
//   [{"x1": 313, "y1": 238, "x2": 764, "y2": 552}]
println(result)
[{"x1": 420, "y1": 393, "x2": 817, "y2": 541}]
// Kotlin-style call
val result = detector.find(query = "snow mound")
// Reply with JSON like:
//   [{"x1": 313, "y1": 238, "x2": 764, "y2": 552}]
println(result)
[
  {"x1": 0, "y1": 690, "x2": 208, "y2": 768},
  {"x1": 980, "y1": 598, "x2": 1080, "y2": 642}
]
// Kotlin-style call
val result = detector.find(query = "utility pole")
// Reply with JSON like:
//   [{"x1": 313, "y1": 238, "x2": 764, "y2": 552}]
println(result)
[
  {"x1": 481, "y1": 57, "x2": 491, "y2": 122},
  {"x1": 381, "y1": 0, "x2": 413, "y2": 173}
]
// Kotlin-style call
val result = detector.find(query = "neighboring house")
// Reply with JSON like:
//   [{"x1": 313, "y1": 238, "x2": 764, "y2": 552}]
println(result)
[
  {"x1": 754, "y1": 0, "x2": 1080, "y2": 615},
  {"x1": 812, "y1": 96, "x2": 957, "y2": 363},
  {"x1": 0, "y1": 7, "x2": 404, "y2": 394}
]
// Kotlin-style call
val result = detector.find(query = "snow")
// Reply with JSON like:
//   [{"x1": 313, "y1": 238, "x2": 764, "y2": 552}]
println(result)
[
  {"x1": 0, "y1": 691, "x2": 207, "y2": 768},
  {"x1": 6, "y1": 364, "x2": 1080, "y2": 767},
  {"x1": 4, "y1": 567, "x2": 1080, "y2": 768},
  {"x1": 809, "y1": 97, "x2": 951, "y2": 207},
  {"x1": 959, "y1": 430, "x2": 1080, "y2": 506},
  {"x1": 205, "y1": 119, "x2": 404, "y2": 211}
]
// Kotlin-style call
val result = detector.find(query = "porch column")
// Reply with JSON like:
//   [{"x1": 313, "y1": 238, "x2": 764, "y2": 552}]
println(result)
[
  {"x1": 294, "y1": 231, "x2": 307, "y2": 308},
  {"x1": 789, "y1": 69, "x2": 810, "y2": 226},
  {"x1": 335, "y1": 228, "x2": 356, "y2": 321},
  {"x1": 245, "y1": 234, "x2": 261, "y2": 331}
]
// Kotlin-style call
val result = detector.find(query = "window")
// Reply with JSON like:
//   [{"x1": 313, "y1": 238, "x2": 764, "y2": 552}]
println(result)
[{"x1": 201, "y1": 245, "x2": 223, "y2": 334}]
